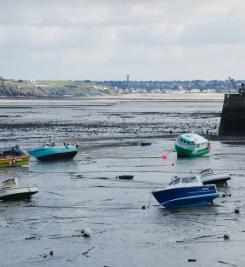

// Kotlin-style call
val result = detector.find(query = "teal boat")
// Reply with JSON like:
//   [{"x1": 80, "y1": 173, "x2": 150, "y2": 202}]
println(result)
[
  {"x1": 174, "y1": 133, "x2": 210, "y2": 157},
  {"x1": 30, "y1": 142, "x2": 78, "y2": 161}
]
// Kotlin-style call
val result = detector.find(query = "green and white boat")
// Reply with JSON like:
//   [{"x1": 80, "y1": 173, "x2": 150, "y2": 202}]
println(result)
[{"x1": 174, "y1": 133, "x2": 210, "y2": 157}]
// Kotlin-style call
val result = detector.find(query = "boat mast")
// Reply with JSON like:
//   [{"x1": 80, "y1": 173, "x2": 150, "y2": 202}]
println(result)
[{"x1": 228, "y1": 76, "x2": 239, "y2": 93}]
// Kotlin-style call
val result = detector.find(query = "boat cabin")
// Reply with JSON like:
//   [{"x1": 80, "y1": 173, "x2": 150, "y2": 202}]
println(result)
[
  {"x1": 176, "y1": 134, "x2": 208, "y2": 148},
  {"x1": 0, "y1": 145, "x2": 28, "y2": 159}
]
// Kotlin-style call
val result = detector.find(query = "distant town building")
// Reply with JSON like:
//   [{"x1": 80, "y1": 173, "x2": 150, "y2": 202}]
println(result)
[
  {"x1": 126, "y1": 75, "x2": 130, "y2": 82},
  {"x1": 190, "y1": 88, "x2": 201, "y2": 93}
]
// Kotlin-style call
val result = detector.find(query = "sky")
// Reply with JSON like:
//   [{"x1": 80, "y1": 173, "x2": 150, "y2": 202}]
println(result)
[{"x1": 1, "y1": 0, "x2": 245, "y2": 80}]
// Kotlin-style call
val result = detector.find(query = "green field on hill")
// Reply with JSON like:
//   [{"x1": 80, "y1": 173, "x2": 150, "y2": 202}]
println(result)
[{"x1": 0, "y1": 79, "x2": 115, "y2": 97}]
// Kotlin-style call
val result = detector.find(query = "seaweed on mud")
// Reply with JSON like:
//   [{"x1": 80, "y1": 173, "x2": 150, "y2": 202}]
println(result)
[{"x1": 82, "y1": 246, "x2": 95, "y2": 257}]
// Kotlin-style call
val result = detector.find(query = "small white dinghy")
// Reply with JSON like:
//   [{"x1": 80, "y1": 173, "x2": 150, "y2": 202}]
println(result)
[
  {"x1": 199, "y1": 168, "x2": 231, "y2": 186},
  {"x1": 0, "y1": 178, "x2": 38, "y2": 201}
]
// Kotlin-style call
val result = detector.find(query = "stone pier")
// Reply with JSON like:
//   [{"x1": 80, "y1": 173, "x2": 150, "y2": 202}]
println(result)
[{"x1": 219, "y1": 94, "x2": 245, "y2": 136}]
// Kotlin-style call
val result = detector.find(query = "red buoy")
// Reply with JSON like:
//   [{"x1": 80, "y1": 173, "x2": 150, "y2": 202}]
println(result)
[{"x1": 162, "y1": 152, "x2": 168, "y2": 160}]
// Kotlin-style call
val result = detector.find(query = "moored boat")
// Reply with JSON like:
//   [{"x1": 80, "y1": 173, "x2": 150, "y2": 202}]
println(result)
[
  {"x1": 30, "y1": 141, "x2": 78, "y2": 161},
  {"x1": 152, "y1": 176, "x2": 219, "y2": 208},
  {"x1": 174, "y1": 133, "x2": 210, "y2": 157},
  {"x1": 0, "y1": 145, "x2": 29, "y2": 167},
  {"x1": 116, "y1": 175, "x2": 134, "y2": 180},
  {"x1": 199, "y1": 168, "x2": 231, "y2": 185},
  {"x1": 140, "y1": 141, "x2": 152, "y2": 146},
  {"x1": 0, "y1": 178, "x2": 38, "y2": 201}
]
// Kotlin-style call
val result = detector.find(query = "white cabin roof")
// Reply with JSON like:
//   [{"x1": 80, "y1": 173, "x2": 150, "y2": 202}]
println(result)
[{"x1": 179, "y1": 133, "x2": 208, "y2": 144}]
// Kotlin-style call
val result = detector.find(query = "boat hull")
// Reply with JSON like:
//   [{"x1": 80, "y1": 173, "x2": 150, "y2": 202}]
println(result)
[
  {"x1": 36, "y1": 151, "x2": 77, "y2": 161},
  {"x1": 175, "y1": 144, "x2": 209, "y2": 157},
  {"x1": 0, "y1": 156, "x2": 29, "y2": 168},
  {"x1": 30, "y1": 146, "x2": 78, "y2": 161},
  {"x1": 0, "y1": 186, "x2": 38, "y2": 201},
  {"x1": 140, "y1": 142, "x2": 152, "y2": 146},
  {"x1": 152, "y1": 185, "x2": 219, "y2": 208},
  {"x1": 202, "y1": 177, "x2": 231, "y2": 185},
  {"x1": 117, "y1": 175, "x2": 134, "y2": 180}
]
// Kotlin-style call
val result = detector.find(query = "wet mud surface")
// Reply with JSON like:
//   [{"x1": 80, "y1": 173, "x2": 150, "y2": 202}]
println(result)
[
  {"x1": 0, "y1": 96, "x2": 244, "y2": 266},
  {"x1": 0, "y1": 98, "x2": 221, "y2": 142}
]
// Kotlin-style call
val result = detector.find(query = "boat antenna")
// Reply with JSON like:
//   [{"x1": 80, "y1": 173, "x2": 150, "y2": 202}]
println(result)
[{"x1": 228, "y1": 76, "x2": 239, "y2": 93}]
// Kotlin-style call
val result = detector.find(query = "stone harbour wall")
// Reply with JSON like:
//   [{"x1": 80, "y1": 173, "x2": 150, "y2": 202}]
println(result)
[{"x1": 219, "y1": 94, "x2": 245, "y2": 135}]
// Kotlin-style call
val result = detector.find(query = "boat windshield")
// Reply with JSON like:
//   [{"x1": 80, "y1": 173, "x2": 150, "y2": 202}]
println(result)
[
  {"x1": 169, "y1": 176, "x2": 198, "y2": 185},
  {"x1": 181, "y1": 176, "x2": 197, "y2": 183},
  {"x1": 177, "y1": 137, "x2": 195, "y2": 147},
  {"x1": 0, "y1": 178, "x2": 16, "y2": 189},
  {"x1": 0, "y1": 145, "x2": 27, "y2": 156}
]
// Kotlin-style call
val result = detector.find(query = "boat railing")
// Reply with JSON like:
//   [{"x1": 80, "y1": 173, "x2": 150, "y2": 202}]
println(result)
[
  {"x1": 169, "y1": 176, "x2": 181, "y2": 185},
  {"x1": 200, "y1": 168, "x2": 214, "y2": 176}
]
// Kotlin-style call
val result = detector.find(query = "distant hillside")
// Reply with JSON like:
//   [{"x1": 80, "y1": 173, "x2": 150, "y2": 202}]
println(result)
[
  {"x1": 0, "y1": 79, "x2": 117, "y2": 97},
  {"x1": 0, "y1": 78, "x2": 242, "y2": 97}
]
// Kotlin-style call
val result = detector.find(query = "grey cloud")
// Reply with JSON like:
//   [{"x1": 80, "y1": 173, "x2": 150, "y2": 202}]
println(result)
[
  {"x1": 177, "y1": 19, "x2": 245, "y2": 46},
  {"x1": 0, "y1": 0, "x2": 245, "y2": 79}
]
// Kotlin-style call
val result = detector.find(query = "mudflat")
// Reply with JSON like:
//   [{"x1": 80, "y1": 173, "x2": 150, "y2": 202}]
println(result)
[{"x1": 0, "y1": 94, "x2": 243, "y2": 267}]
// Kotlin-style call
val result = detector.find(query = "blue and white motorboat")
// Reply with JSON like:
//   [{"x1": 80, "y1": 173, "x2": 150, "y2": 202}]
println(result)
[
  {"x1": 152, "y1": 176, "x2": 219, "y2": 208},
  {"x1": 30, "y1": 141, "x2": 78, "y2": 161}
]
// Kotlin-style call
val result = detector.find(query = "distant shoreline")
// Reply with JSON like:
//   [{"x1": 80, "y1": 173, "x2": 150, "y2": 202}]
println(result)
[{"x1": 0, "y1": 92, "x2": 224, "y2": 102}]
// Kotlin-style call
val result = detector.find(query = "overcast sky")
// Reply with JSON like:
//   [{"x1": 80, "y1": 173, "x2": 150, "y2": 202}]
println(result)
[{"x1": 1, "y1": 0, "x2": 245, "y2": 80}]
